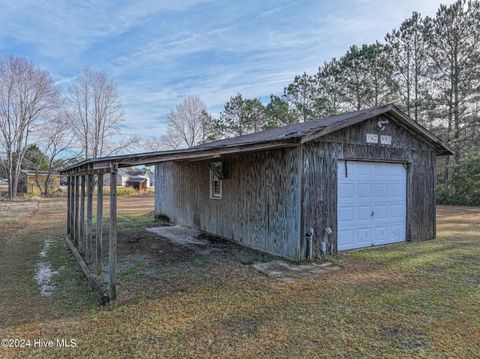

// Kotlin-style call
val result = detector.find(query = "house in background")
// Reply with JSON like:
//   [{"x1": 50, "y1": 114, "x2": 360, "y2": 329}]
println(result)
[
  {"x1": 18, "y1": 170, "x2": 60, "y2": 195},
  {"x1": 104, "y1": 167, "x2": 153, "y2": 193}
]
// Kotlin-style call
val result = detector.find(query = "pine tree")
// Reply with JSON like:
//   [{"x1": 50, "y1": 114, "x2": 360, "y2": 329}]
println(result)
[
  {"x1": 264, "y1": 95, "x2": 298, "y2": 128},
  {"x1": 219, "y1": 93, "x2": 267, "y2": 136},
  {"x1": 386, "y1": 12, "x2": 429, "y2": 123},
  {"x1": 316, "y1": 59, "x2": 344, "y2": 116},
  {"x1": 338, "y1": 45, "x2": 372, "y2": 110},
  {"x1": 424, "y1": 0, "x2": 480, "y2": 179},
  {"x1": 284, "y1": 73, "x2": 322, "y2": 122},
  {"x1": 338, "y1": 43, "x2": 396, "y2": 111}
]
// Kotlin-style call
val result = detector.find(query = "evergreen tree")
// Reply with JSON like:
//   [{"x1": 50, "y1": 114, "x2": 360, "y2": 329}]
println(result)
[
  {"x1": 338, "y1": 43, "x2": 395, "y2": 111},
  {"x1": 264, "y1": 95, "x2": 298, "y2": 128},
  {"x1": 316, "y1": 59, "x2": 344, "y2": 116},
  {"x1": 386, "y1": 12, "x2": 430, "y2": 123},
  {"x1": 23, "y1": 144, "x2": 49, "y2": 171},
  {"x1": 424, "y1": 0, "x2": 480, "y2": 178},
  {"x1": 284, "y1": 73, "x2": 322, "y2": 122},
  {"x1": 219, "y1": 93, "x2": 267, "y2": 136}
]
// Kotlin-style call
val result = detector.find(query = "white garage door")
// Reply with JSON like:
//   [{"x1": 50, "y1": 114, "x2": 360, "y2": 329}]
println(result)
[{"x1": 337, "y1": 160, "x2": 406, "y2": 251}]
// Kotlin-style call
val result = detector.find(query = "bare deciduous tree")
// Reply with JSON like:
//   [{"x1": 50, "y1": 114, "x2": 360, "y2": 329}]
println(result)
[
  {"x1": 143, "y1": 134, "x2": 182, "y2": 152},
  {"x1": 68, "y1": 68, "x2": 137, "y2": 159},
  {"x1": 165, "y1": 96, "x2": 209, "y2": 149},
  {"x1": 32, "y1": 110, "x2": 78, "y2": 196},
  {"x1": 0, "y1": 56, "x2": 59, "y2": 199}
]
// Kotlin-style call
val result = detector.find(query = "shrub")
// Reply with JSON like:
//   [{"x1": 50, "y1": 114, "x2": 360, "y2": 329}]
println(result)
[{"x1": 104, "y1": 186, "x2": 137, "y2": 196}]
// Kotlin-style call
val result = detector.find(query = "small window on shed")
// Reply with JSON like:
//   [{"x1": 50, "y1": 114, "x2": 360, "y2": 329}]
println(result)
[{"x1": 209, "y1": 162, "x2": 223, "y2": 199}]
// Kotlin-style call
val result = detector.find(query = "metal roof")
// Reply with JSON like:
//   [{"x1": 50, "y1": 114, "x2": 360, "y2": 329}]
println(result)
[{"x1": 60, "y1": 104, "x2": 453, "y2": 174}]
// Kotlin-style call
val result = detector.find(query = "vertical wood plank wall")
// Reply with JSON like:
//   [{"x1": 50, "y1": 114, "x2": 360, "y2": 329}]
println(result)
[
  {"x1": 155, "y1": 147, "x2": 302, "y2": 260},
  {"x1": 301, "y1": 115, "x2": 437, "y2": 257}
]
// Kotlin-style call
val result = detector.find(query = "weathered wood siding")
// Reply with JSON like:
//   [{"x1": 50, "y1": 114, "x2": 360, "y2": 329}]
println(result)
[
  {"x1": 155, "y1": 147, "x2": 302, "y2": 260},
  {"x1": 301, "y1": 115, "x2": 437, "y2": 258}
]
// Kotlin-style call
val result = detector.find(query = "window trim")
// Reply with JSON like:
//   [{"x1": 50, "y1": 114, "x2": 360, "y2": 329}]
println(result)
[{"x1": 209, "y1": 163, "x2": 223, "y2": 199}]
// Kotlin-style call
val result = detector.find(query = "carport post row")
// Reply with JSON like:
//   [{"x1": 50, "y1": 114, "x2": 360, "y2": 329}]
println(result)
[{"x1": 63, "y1": 162, "x2": 118, "y2": 304}]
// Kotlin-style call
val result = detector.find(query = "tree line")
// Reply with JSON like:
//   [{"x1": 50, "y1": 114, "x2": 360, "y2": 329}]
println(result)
[
  {"x1": 2, "y1": 0, "x2": 479, "y2": 203},
  {"x1": 159, "y1": 0, "x2": 479, "y2": 204}
]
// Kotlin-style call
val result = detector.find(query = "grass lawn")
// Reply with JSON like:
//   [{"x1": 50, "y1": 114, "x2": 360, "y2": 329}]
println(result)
[{"x1": 0, "y1": 197, "x2": 479, "y2": 358}]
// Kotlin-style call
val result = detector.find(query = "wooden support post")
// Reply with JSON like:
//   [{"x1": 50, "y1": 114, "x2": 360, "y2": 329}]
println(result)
[
  {"x1": 96, "y1": 173, "x2": 104, "y2": 276},
  {"x1": 70, "y1": 176, "x2": 74, "y2": 239},
  {"x1": 86, "y1": 174, "x2": 94, "y2": 265},
  {"x1": 79, "y1": 175, "x2": 86, "y2": 255},
  {"x1": 74, "y1": 175, "x2": 80, "y2": 247},
  {"x1": 67, "y1": 176, "x2": 71, "y2": 236},
  {"x1": 109, "y1": 164, "x2": 118, "y2": 301}
]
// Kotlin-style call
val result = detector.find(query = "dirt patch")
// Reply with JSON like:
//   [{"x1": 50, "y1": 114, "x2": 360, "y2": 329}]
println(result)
[
  {"x1": 253, "y1": 260, "x2": 342, "y2": 282},
  {"x1": 141, "y1": 225, "x2": 275, "y2": 265},
  {"x1": 197, "y1": 232, "x2": 231, "y2": 245},
  {"x1": 118, "y1": 228, "x2": 198, "y2": 264}
]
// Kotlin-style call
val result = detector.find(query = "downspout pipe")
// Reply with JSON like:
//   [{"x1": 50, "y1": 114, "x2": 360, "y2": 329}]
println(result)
[
  {"x1": 322, "y1": 227, "x2": 333, "y2": 258},
  {"x1": 306, "y1": 228, "x2": 314, "y2": 260}
]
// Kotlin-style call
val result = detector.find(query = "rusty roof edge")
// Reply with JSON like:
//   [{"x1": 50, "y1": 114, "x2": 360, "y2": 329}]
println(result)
[{"x1": 59, "y1": 138, "x2": 301, "y2": 174}]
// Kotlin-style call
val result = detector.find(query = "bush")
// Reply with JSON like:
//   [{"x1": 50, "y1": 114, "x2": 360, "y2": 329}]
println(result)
[
  {"x1": 437, "y1": 154, "x2": 480, "y2": 206},
  {"x1": 104, "y1": 186, "x2": 137, "y2": 196}
]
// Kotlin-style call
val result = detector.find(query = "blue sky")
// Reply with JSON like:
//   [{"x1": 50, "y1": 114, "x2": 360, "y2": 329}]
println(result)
[{"x1": 0, "y1": 0, "x2": 451, "y2": 138}]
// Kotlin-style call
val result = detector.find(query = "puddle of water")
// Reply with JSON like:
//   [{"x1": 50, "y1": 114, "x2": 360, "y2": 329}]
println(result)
[
  {"x1": 39, "y1": 238, "x2": 52, "y2": 258},
  {"x1": 35, "y1": 238, "x2": 58, "y2": 297},
  {"x1": 35, "y1": 262, "x2": 58, "y2": 296}
]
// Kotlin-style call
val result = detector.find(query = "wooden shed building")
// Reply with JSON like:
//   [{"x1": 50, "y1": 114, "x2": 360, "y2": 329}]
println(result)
[
  {"x1": 154, "y1": 104, "x2": 452, "y2": 260},
  {"x1": 60, "y1": 104, "x2": 453, "y2": 300}
]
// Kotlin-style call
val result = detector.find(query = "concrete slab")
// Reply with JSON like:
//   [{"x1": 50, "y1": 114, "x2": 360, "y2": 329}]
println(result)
[
  {"x1": 145, "y1": 226, "x2": 206, "y2": 246},
  {"x1": 253, "y1": 260, "x2": 342, "y2": 281}
]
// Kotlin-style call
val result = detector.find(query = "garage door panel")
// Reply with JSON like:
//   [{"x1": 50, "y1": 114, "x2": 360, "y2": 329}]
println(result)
[
  {"x1": 374, "y1": 183, "x2": 388, "y2": 197},
  {"x1": 358, "y1": 183, "x2": 371, "y2": 197},
  {"x1": 338, "y1": 183, "x2": 354, "y2": 200},
  {"x1": 374, "y1": 163, "x2": 390, "y2": 175},
  {"x1": 338, "y1": 161, "x2": 406, "y2": 251},
  {"x1": 338, "y1": 206, "x2": 354, "y2": 222},
  {"x1": 338, "y1": 229, "x2": 354, "y2": 247},
  {"x1": 357, "y1": 228, "x2": 371, "y2": 243},
  {"x1": 389, "y1": 204, "x2": 404, "y2": 218},
  {"x1": 390, "y1": 183, "x2": 404, "y2": 197},
  {"x1": 389, "y1": 164, "x2": 405, "y2": 177},
  {"x1": 357, "y1": 162, "x2": 374, "y2": 175},
  {"x1": 357, "y1": 206, "x2": 372, "y2": 220},
  {"x1": 390, "y1": 224, "x2": 404, "y2": 241},
  {"x1": 373, "y1": 205, "x2": 388, "y2": 219},
  {"x1": 374, "y1": 226, "x2": 388, "y2": 242}
]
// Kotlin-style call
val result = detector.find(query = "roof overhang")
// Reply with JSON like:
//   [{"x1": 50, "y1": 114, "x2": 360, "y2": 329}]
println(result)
[{"x1": 60, "y1": 139, "x2": 299, "y2": 175}]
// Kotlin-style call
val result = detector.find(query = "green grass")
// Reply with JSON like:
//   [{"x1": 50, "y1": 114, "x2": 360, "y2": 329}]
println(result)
[{"x1": 0, "y1": 201, "x2": 479, "y2": 358}]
